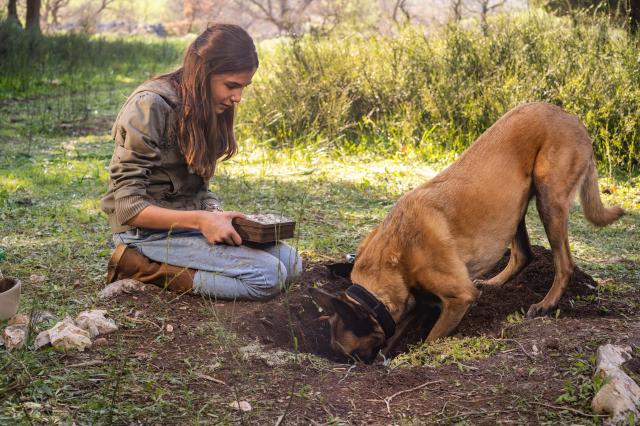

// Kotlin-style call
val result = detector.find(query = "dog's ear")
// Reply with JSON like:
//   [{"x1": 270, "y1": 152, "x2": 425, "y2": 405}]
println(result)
[
  {"x1": 333, "y1": 295, "x2": 376, "y2": 336},
  {"x1": 309, "y1": 287, "x2": 338, "y2": 314}
]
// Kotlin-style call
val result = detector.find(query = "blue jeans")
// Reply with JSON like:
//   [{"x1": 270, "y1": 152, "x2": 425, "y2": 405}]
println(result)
[{"x1": 113, "y1": 228, "x2": 302, "y2": 301}]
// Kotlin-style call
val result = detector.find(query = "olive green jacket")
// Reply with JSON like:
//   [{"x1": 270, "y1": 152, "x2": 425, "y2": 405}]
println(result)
[{"x1": 100, "y1": 79, "x2": 221, "y2": 233}]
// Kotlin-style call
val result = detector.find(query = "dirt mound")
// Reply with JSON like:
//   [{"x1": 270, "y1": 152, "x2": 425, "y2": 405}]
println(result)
[{"x1": 216, "y1": 245, "x2": 599, "y2": 362}]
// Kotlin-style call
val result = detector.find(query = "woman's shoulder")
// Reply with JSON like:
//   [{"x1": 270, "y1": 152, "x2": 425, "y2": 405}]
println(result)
[
  {"x1": 113, "y1": 79, "x2": 179, "y2": 140},
  {"x1": 123, "y1": 79, "x2": 179, "y2": 114}
]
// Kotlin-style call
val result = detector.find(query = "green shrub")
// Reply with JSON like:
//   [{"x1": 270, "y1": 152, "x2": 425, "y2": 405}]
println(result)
[
  {"x1": 0, "y1": 21, "x2": 186, "y2": 98},
  {"x1": 241, "y1": 10, "x2": 640, "y2": 173}
]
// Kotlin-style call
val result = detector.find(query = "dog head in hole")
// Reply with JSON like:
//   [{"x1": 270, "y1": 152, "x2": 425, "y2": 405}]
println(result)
[{"x1": 309, "y1": 287, "x2": 387, "y2": 363}]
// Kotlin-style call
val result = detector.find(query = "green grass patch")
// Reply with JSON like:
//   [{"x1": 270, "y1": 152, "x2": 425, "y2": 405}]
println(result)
[{"x1": 390, "y1": 336, "x2": 507, "y2": 368}]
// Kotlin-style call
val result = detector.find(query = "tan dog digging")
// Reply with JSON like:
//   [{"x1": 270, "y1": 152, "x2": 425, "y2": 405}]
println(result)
[{"x1": 311, "y1": 102, "x2": 624, "y2": 363}]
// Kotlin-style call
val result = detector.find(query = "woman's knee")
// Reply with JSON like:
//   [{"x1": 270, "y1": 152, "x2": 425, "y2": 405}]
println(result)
[
  {"x1": 245, "y1": 257, "x2": 287, "y2": 299},
  {"x1": 262, "y1": 243, "x2": 302, "y2": 283}
]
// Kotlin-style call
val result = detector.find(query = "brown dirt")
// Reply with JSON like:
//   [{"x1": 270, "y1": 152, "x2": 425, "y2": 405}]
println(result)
[
  {"x1": 213, "y1": 245, "x2": 600, "y2": 362},
  {"x1": 81, "y1": 245, "x2": 639, "y2": 424}
]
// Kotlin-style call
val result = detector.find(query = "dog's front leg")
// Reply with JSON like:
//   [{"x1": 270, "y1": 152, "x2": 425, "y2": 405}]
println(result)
[
  {"x1": 381, "y1": 309, "x2": 418, "y2": 357},
  {"x1": 426, "y1": 292, "x2": 476, "y2": 341},
  {"x1": 416, "y1": 268, "x2": 479, "y2": 341}
]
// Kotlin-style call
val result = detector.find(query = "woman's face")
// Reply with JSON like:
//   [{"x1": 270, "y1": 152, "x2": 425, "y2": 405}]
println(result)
[{"x1": 210, "y1": 69, "x2": 256, "y2": 114}]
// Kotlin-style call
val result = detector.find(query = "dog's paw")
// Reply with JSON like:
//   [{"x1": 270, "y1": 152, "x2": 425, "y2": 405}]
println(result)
[
  {"x1": 473, "y1": 279, "x2": 488, "y2": 289},
  {"x1": 526, "y1": 303, "x2": 555, "y2": 318}
]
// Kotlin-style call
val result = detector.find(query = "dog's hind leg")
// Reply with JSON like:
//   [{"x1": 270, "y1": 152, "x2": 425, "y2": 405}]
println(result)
[
  {"x1": 526, "y1": 192, "x2": 574, "y2": 317},
  {"x1": 474, "y1": 217, "x2": 533, "y2": 287}
]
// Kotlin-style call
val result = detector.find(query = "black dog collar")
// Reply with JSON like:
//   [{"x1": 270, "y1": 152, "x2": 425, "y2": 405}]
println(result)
[{"x1": 346, "y1": 284, "x2": 396, "y2": 339}]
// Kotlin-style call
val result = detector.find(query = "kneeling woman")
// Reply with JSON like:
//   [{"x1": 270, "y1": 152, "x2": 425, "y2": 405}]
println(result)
[{"x1": 100, "y1": 24, "x2": 301, "y2": 300}]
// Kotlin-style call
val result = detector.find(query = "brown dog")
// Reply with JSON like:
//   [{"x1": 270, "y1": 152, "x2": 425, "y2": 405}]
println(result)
[{"x1": 311, "y1": 102, "x2": 624, "y2": 363}]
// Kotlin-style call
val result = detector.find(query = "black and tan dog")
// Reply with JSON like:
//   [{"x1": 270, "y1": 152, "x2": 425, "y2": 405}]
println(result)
[{"x1": 311, "y1": 102, "x2": 624, "y2": 363}]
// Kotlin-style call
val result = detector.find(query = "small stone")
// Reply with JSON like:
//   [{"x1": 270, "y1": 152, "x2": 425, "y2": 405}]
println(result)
[
  {"x1": 34, "y1": 329, "x2": 51, "y2": 349},
  {"x1": 29, "y1": 274, "x2": 46, "y2": 283},
  {"x1": 3, "y1": 325, "x2": 27, "y2": 350},
  {"x1": 228, "y1": 400, "x2": 252, "y2": 412},
  {"x1": 23, "y1": 402, "x2": 42, "y2": 410},
  {"x1": 531, "y1": 344, "x2": 540, "y2": 356},
  {"x1": 8, "y1": 314, "x2": 29, "y2": 326},
  {"x1": 48, "y1": 317, "x2": 92, "y2": 351},
  {"x1": 75, "y1": 310, "x2": 117, "y2": 339},
  {"x1": 166, "y1": 324, "x2": 174, "y2": 333},
  {"x1": 99, "y1": 279, "x2": 145, "y2": 299}
]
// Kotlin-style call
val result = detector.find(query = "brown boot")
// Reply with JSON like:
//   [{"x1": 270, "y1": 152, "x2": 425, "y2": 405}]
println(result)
[{"x1": 107, "y1": 244, "x2": 195, "y2": 293}]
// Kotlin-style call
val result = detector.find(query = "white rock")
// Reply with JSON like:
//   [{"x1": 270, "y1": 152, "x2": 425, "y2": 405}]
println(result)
[
  {"x1": 48, "y1": 317, "x2": 92, "y2": 351},
  {"x1": 23, "y1": 402, "x2": 42, "y2": 410},
  {"x1": 29, "y1": 274, "x2": 46, "y2": 283},
  {"x1": 33, "y1": 329, "x2": 51, "y2": 350},
  {"x1": 3, "y1": 325, "x2": 26, "y2": 350},
  {"x1": 591, "y1": 344, "x2": 640, "y2": 425},
  {"x1": 75, "y1": 310, "x2": 118, "y2": 339},
  {"x1": 99, "y1": 279, "x2": 145, "y2": 299},
  {"x1": 228, "y1": 400, "x2": 252, "y2": 412},
  {"x1": 239, "y1": 340, "x2": 307, "y2": 367},
  {"x1": 8, "y1": 314, "x2": 29, "y2": 326},
  {"x1": 166, "y1": 324, "x2": 174, "y2": 333}
]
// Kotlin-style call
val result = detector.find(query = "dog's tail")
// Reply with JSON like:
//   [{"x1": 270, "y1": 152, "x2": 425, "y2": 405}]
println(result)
[{"x1": 579, "y1": 157, "x2": 624, "y2": 227}]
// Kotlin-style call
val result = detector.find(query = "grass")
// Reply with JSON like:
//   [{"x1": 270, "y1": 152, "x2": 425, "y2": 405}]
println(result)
[
  {"x1": 1, "y1": 109, "x2": 637, "y2": 422},
  {"x1": 1, "y1": 21, "x2": 639, "y2": 423},
  {"x1": 390, "y1": 336, "x2": 507, "y2": 368}
]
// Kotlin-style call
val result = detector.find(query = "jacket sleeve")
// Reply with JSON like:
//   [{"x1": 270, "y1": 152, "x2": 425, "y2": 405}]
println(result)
[
  {"x1": 201, "y1": 190, "x2": 223, "y2": 211},
  {"x1": 109, "y1": 92, "x2": 171, "y2": 226}
]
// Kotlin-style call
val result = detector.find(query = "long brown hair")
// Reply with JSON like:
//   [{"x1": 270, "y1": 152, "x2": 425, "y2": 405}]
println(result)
[{"x1": 160, "y1": 24, "x2": 258, "y2": 178}]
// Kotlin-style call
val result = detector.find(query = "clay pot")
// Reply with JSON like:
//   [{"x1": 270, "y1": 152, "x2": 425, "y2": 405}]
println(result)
[{"x1": 0, "y1": 277, "x2": 21, "y2": 320}]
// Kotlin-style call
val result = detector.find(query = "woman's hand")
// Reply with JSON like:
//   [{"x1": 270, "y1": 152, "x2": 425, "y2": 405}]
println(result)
[{"x1": 197, "y1": 211, "x2": 246, "y2": 246}]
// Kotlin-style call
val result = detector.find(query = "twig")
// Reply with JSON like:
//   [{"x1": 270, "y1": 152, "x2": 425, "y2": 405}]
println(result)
[
  {"x1": 67, "y1": 360, "x2": 104, "y2": 368},
  {"x1": 195, "y1": 373, "x2": 227, "y2": 386},
  {"x1": 274, "y1": 414, "x2": 285, "y2": 426},
  {"x1": 379, "y1": 380, "x2": 444, "y2": 414},
  {"x1": 337, "y1": 363, "x2": 357, "y2": 383},
  {"x1": 500, "y1": 339, "x2": 534, "y2": 360},
  {"x1": 302, "y1": 416, "x2": 321, "y2": 426},
  {"x1": 123, "y1": 316, "x2": 163, "y2": 331},
  {"x1": 529, "y1": 401, "x2": 600, "y2": 417}
]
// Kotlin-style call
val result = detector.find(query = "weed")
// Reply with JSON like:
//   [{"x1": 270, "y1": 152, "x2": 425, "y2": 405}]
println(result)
[
  {"x1": 390, "y1": 336, "x2": 506, "y2": 368},
  {"x1": 556, "y1": 355, "x2": 605, "y2": 411}
]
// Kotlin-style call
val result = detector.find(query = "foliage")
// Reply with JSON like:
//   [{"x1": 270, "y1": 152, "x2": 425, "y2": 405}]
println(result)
[
  {"x1": 555, "y1": 355, "x2": 606, "y2": 414},
  {"x1": 241, "y1": 10, "x2": 640, "y2": 173},
  {"x1": 0, "y1": 20, "x2": 186, "y2": 98}
]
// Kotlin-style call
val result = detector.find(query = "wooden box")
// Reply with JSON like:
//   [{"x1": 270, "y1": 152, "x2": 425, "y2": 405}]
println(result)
[{"x1": 232, "y1": 214, "x2": 296, "y2": 244}]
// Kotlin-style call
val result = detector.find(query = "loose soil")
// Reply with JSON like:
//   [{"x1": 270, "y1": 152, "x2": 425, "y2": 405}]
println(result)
[
  {"x1": 81, "y1": 245, "x2": 639, "y2": 424},
  {"x1": 214, "y1": 245, "x2": 600, "y2": 362}
]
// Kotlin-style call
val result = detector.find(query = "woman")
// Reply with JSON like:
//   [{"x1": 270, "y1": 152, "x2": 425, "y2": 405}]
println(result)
[{"x1": 100, "y1": 24, "x2": 301, "y2": 300}]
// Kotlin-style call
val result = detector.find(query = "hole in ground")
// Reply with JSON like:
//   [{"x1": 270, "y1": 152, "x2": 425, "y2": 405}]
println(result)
[{"x1": 216, "y1": 246, "x2": 599, "y2": 363}]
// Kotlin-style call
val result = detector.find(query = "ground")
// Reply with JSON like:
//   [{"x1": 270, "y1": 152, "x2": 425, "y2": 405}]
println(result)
[{"x1": 0, "y1": 93, "x2": 639, "y2": 424}]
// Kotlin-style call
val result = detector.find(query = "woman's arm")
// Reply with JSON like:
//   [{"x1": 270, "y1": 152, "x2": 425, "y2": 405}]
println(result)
[{"x1": 128, "y1": 205, "x2": 246, "y2": 246}]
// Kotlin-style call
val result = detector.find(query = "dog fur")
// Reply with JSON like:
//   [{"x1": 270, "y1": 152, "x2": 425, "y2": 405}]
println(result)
[{"x1": 311, "y1": 102, "x2": 624, "y2": 363}]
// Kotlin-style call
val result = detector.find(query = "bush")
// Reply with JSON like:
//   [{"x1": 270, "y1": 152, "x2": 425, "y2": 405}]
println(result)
[
  {"x1": 241, "y1": 10, "x2": 640, "y2": 173},
  {"x1": 0, "y1": 21, "x2": 186, "y2": 98}
]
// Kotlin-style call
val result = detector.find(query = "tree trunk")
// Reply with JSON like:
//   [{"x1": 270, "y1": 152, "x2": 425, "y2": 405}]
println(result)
[
  {"x1": 630, "y1": 0, "x2": 639, "y2": 33},
  {"x1": 26, "y1": 0, "x2": 42, "y2": 33},
  {"x1": 8, "y1": 0, "x2": 21, "y2": 27}
]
